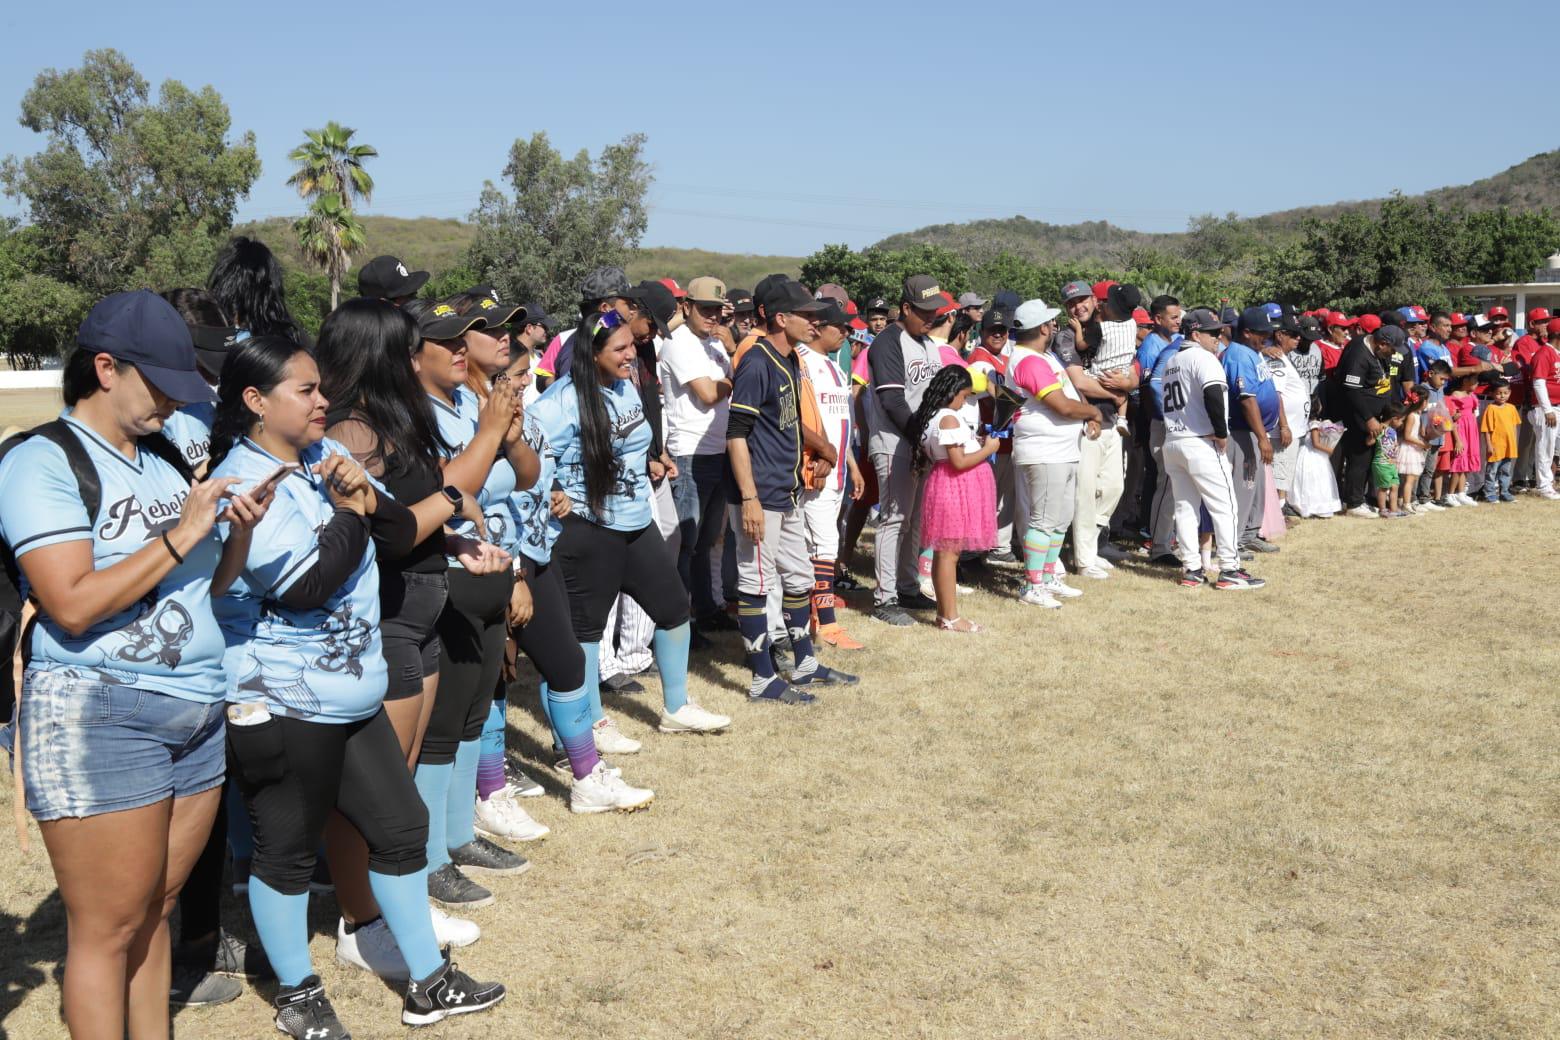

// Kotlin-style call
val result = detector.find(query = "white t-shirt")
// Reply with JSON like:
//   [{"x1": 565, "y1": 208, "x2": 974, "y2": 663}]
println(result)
[
  {"x1": 657, "y1": 325, "x2": 732, "y2": 456},
  {"x1": 923, "y1": 407, "x2": 980, "y2": 461},
  {"x1": 1163, "y1": 345, "x2": 1228, "y2": 440},
  {"x1": 796, "y1": 344, "x2": 852, "y2": 494},
  {"x1": 1266, "y1": 350, "x2": 1308, "y2": 432},
  {"x1": 1007, "y1": 345, "x2": 1084, "y2": 465}
]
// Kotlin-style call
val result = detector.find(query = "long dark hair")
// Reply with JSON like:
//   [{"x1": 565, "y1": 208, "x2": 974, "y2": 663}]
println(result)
[
  {"x1": 906, "y1": 365, "x2": 973, "y2": 474},
  {"x1": 569, "y1": 315, "x2": 622, "y2": 517},
  {"x1": 207, "y1": 336, "x2": 309, "y2": 473},
  {"x1": 161, "y1": 287, "x2": 229, "y2": 327},
  {"x1": 315, "y1": 298, "x2": 448, "y2": 469},
  {"x1": 208, "y1": 237, "x2": 306, "y2": 344}
]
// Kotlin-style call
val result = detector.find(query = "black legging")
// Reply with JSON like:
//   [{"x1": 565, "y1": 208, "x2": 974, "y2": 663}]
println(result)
[
  {"x1": 423, "y1": 568, "x2": 513, "y2": 764},
  {"x1": 228, "y1": 708, "x2": 426, "y2": 895},
  {"x1": 514, "y1": 556, "x2": 585, "y2": 690},
  {"x1": 1338, "y1": 424, "x2": 1376, "y2": 508},
  {"x1": 553, "y1": 514, "x2": 689, "y2": 642}
]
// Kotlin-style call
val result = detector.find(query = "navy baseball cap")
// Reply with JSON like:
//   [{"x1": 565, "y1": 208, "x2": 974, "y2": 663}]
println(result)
[
  {"x1": 1238, "y1": 305, "x2": 1276, "y2": 335},
  {"x1": 77, "y1": 290, "x2": 217, "y2": 404}
]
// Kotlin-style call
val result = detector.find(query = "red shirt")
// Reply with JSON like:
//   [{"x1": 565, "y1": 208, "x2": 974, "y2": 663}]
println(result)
[
  {"x1": 1318, "y1": 342, "x2": 1343, "y2": 371},
  {"x1": 1529, "y1": 341, "x2": 1560, "y2": 409}
]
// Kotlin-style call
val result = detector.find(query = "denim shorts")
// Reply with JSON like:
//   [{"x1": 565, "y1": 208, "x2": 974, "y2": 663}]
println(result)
[{"x1": 3, "y1": 668, "x2": 225, "y2": 821}]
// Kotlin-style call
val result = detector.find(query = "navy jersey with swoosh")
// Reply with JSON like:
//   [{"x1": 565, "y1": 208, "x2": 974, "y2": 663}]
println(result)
[{"x1": 726, "y1": 338, "x2": 803, "y2": 511}]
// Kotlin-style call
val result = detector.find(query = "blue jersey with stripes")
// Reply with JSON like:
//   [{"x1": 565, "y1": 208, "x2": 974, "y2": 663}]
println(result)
[{"x1": 428, "y1": 386, "x2": 521, "y2": 561}]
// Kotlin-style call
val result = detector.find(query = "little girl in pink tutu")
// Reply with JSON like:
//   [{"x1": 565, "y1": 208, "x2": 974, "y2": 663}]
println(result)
[{"x1": 907, "y1": 365, "x2": 999, "y2": 633}]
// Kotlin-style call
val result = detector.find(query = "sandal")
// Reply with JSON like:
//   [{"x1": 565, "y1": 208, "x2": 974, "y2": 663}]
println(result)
[{"x1": 935, "y1": 615, "x2": 982, "y2": 633}]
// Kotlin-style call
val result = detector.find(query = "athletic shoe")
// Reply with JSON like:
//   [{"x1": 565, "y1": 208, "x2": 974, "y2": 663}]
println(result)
[
  {"x1": 1419, "y1": 500, "x2": 1446, "y2": 511},
  {"x1": 1244, "y1": 536, "x2": 1280, "y2": 553},
  {"x1": 402, "y1": 950, "x2": 505, "y2": 1027},
  {"x1": 474, "y1": 786, "x2": 551, "y2": 843},
  {"x1": 449, "y1": 838, "x2": 529, "y2": 877},
  {"x1": 815, "y1": 622, "x2": 865, "y2": 650},
  {"x1": 1042, "y1": 575, "x2": 1083, "y2": 599},
  {"x1": 337, "y1": 916, "x2": 409, "y2": 982},
  {"x1": 429, "y1": 905, "x2": 481, "y2": 948},
  {"x1": 986, "y1": 549, "x2": 1019, "y2": 565},
  {"x1": 1454, "y1": 493, "x2": 1478, "y2": 506},
  {"x1": 1238, "y1": 548, "x2": 1255, "y2": 560},
  {"x1": 832, "y1": 572, "x2": 864, "y2": 591},
  {"x1": 570, "y1": 761, "x2": 654, "y2": 814},
  {"x1": 1433, "y1": 497, "x2": 1457, "y2": 509},
  {"x1": 171, "y1": 928, "x2": 270, "y2": 985},
  {"x1": 1147, "y1": 553, "x2": 1181, "y2": 568},
  {"x1": 1078, "y1": 563, "x2": 1111, "y2": 580},
  {"x1": 1097, "y1": 542, "x2": 1130, "y2": 563},
  {"x1": 1381, "y1": 510, "x2": 1408, "y2": 519},
  {"x1": 274, "y1": 975, "x2": 350, "y2": 1039},
  {"x1": 168, "y1": 963, "x2": 242, "y2": 1007},
  {"x1": 919, "y1": 577, "x2": 973, "y2": 599},
  {"x1": 793, "y1": 664, "x2": 858, "y2": 687},
  {"x1": 1345, "y1": 505, "x2": 1379, "y2": 518},
  {"x1": 503, "y1": 761, "x2": 544, "y2": 798},
  {"x1": 1540, "y1": 489, "x2": 1560, "y2": 500},
  {"x1": 592, "y1": 717, "x2": 640, "y2": 754},
  {"x1": 1179, "y1": 568, "x2": 1205, "y2": 588},
  {"x1": 426, "y1": 863, "x2": 494, "y2": 908},
  {"x1": 1500, "y1": 493, "x2": 1518, "y2": 502},
  {"x1": 1215, "y1": 569, "x2": 1266, "y2": 591},
  {"x1": 1281, "y1": 502, "x2": 1302, "y2": 519},
  {"x1": 599, "y1": 673, "x2": 644, "y2": 695},
  {"x1": 870, "y1": 604, "x2": 914, "y2": 626},
  {"x1": 897, "y1": 591, "x2": 938, "y2": 611},
  {"x1": 750, "y1": 677, "x2": 818, "y2": 705},
  {"x1": 1018, "y1": 585, "x2": 1062, "y2": 609},
  {"x1": 1093, "y1": 556, "x2": 1117, "y2": 570},
  {"x1": 659, "y1": 699, "x2": 732, "y2": 733}
]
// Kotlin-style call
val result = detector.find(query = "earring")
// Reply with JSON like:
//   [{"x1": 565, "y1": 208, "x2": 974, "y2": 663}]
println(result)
[{"x1": 258, "y1": 416, "x2": 265, "y2": 435}]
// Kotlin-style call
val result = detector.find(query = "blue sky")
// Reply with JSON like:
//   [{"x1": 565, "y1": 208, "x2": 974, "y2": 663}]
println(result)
[{"x1": 2, "y1": 0, "x2": 1557, "y2": 257}]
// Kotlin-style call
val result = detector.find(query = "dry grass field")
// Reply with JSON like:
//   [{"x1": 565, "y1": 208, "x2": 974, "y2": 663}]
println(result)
[{"x1": 2, "y1": 499, "x2": 1558, "y2": 1038}]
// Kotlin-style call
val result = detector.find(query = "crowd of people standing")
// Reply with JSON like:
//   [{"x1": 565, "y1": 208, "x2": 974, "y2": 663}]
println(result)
[{"x1": 2, "y1": 234, "x2": 1557, "y2": 1039}]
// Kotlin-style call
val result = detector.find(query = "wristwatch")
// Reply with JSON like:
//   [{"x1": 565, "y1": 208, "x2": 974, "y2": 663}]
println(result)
[{"x1": 441, "y1": 485, "x2": 464, "y2": 515}]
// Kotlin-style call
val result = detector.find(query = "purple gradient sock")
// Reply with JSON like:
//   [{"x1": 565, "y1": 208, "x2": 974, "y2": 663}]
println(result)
[{"x1": 476, "y1": 700, "x2": 506, "y2": 801}]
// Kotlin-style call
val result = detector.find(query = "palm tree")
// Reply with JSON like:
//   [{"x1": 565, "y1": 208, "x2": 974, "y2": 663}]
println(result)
[
  {"x1": 287, "y1": 122, "x2": 376, "y2": 308},
  {"x1": 293, "y1": 194, "x2": 366, "y2": 311}
]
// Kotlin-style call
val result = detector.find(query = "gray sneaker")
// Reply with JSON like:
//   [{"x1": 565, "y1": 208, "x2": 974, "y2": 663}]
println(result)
[
  {"x1": 169, "y1": 962, "x2": 242, "y2": 1007},
  {"x1": 1243, "y1": 536, "x2": 1280, "y2": 554},
  {"x1": 448, "y1": 838, "x2": 530, "y2": 877},
  {"x1": 871, "y1": 604, "x2": 913, "y2": 627},
  {"x1": 427, "y1": 863, "x2": 494, "y2": 908}
]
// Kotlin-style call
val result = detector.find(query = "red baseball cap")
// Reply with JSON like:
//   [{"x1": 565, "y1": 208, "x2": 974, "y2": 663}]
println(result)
[
  {"x1": 1407, "y1": 305, "x2": 1429, "y2": 323},
  {"x1": 659, "y1": 278, "x2": 686, "y2": 299},
  {"x1": 1527, "y1": 307, "x2": 1551, "y2": 324},
  {"x1": 935, "y1": 291, "x2": 959, "y2": 317},
  {"x1": 1132, "y1": 307, "x2": 1153, "y2": 326},
  {"x1": 1326, "y1": 311, "x2": 1356, "y2": 328},
  {"x1": 1488, "y1": 305, "x2": 1510, "y2": 322},
  {"x1": 1091, "y1": 280, "x2": 1118, "y2": 301},
  {"x1": 1357, "y1": 314, "x2": 1382, "y2": 333},
  {"x1": 1547, "y1": 318, "x2": 1560, "y2": 336},
  {"x1": 1449, "y1": 312, "x2": 1468, "y2": 327}
]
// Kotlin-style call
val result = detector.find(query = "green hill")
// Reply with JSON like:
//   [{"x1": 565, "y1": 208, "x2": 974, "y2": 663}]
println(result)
[
  {"x1": 234, "y1": 215, "x2": 478, "y2": 279},
  {"x1": 627, "y1": 248, "x2": 800, "y2": 291}
]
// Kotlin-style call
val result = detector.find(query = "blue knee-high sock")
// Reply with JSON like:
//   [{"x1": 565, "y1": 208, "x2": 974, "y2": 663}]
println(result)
[
  {"x1": 652, "y1": 622, "x2": 690, "y2": 714},
  {"x1": 445, "y1": 738, "x2": 480, "y2": 852},
  {"x1": 414, "y1": 762, "x2": 453, "y2": 871},
  {"x1": 248, "y1": 876, "x2": 312, "y2": 987},
  {"x1": 226, "y1": 782, "x2": 254, "y2": 861},
  {"x1": 737, "y1": 593, "x2": 777, "y2": 698},
  {"x1": 783, "y1": 593, "x2": 821, "y2": 682},
  {"x1": 368, "y1": 868, "x2": 443, "y2": 981},
  {"x1": 546, "y1": 674, "x2": 600, "y2": 780}
]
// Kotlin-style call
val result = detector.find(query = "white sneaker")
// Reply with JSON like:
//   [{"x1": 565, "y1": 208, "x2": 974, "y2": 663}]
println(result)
[
  {"x1": 918, "y1": 577, "x2": 973, "y2": 598},
  {"x1": 429, "y1": 904, "x2": 480, "y2": 948},
  {"x1": 1345, "y1": 505, "x2": 1378, "y2": 518},
  {"x1": 1458, "y1": 493, "x2": 1479, "y2": 506},
  {"x1": 474, "y1": 786, "x2": 551, "y2": 842},
  {"x1": 336, "y1": 916, "x2": 409, "y2": 981},
  {"x1": 1042, "y1": 575, "x2": 1083, "y2": 599},
  {"x1": 570, "y1": 761, "x2": 654, "y2": 814},
  {"x1": 1419, "y1": 500, "x2": 1446, "y2": 511},
  {"x1": 1018, "y1": 585, "x2": 1062, "y2": 609},
  {"x1": 1540, "y1": 489, "x2": 1560, "y2": 500},
  {"x1": 592, "y1": 716, "x2": 641, "y2": 755},
  {"x1": 659, "y1": 699, "x2": 731, "y2": 734},
  {"x1": 1078, "y1": 563, "x2": 1111, "y2": 580},
  {"x1": 1094, "y1": 557, "x2": 1116, "y2": 570}
]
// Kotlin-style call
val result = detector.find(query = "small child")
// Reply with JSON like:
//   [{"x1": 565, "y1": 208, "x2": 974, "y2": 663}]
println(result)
[
  {"x1": 907, "y1": 366, "x2": 999, "y2": 633},
  {"x1": 1420, "y1": 361, "x2": 1453, "y2": 509},
  {"x1": 1439, "y1": 371, "x2": 1482, "y2": 506},
  {"x1": 1479, "y1": 377, "x2": 1521, "y2": 502},
  {"x1": 1371, "y1": 404, "x2": 1407, "y2": 517},
  {"x1": 1396, "y1": 385, "x2": 1431, "y2": 514},
  {"x1": 1290, "y1": 417, "x2": 1343, "y2": 518}
]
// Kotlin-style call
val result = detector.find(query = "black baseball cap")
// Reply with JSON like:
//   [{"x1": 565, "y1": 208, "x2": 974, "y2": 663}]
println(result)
[
  {"x1": 728, "y1": 289, "x2": 755, "y2": 314},
  {"x1": 524, "y1": 302, "x2": 557, "y2": 331},
  {"x1": 863, "y1": 297, "x2": 891, "y2": 317},
  {"x1": 1106, "y1": 283, "x2": 1143, "y2": 315},
  {"x1": 1238, "y1": 305, "x2": 1276, "y2": 335},
  {"x1": 981, "y1": 309, "x2": 1013, "y2": 332},
  {"x1": 902, "y1": 274, "x2": 945, "y2": 312},
  {"x1": 463, "y1": 285, "x2": 527, "y2": 326},
  {"x1": 406, "y1": 298, "x2": 487, "y2": 340},
  {"x1": 815, "y1": 301, "x2": 851, "y2": 328},
  {"x1": 627, "y1": 280, "x2": 677, "y2": 338},
  {"x1": 1183, "y1": 307, "x2": 1229, "y2": 334},
  {"x1": 77, "y1": 290, "x2": 217, "y2": 404},
  {"x1": 759, "y1": 279, "x2": 829, "y2": 319},
  {"x1": 189, "y1": 324, "x2": 245, "y2": 378},
  {"x1": 358, "y1": 256, "x2": 429, "y2": 300},
  {"x1": 579, "y1": 265, "x2": 632, "y2": 302},
  {"x1": 1282, "y1": 314, "x2": 1325, "y2": 343}
]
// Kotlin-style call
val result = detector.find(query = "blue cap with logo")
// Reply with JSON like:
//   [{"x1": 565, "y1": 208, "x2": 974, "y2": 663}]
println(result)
[{"x1": 77, "y1": 290, "x2": 217, "y2": 404}]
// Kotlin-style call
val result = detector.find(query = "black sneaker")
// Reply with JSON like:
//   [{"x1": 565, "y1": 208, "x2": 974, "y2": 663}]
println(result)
[
  {"x1": 1178, "y1": 568, "x2": 1205, "y2": 588},
  {"x1": 1147, "y1": 553, "x2": 1181, "y2": 568},
  {"x1": 402, "y1": 949, "x2": 506, "y2": 1026},
  {"x1": 504, "y1": 760, "x2": 543, "y2": 798},
  {"x1": 750, "y1": 679, "x2": 817, "y2": 705},
  {"x1": 208, "y1": 928, "x2": 273, "y2": 978},
  {"x1": 793, "y1": 665, "x2": 859, "y2": 687},
  {"x1": 870, "y1": 604, "x2": 913, "y2": 627},
  {"x1": 986, "y1": 549, "x2": 1019, "y2": 565},
  {"x1": 1097, "y1": 541, "x2": 1130, "y2": 563},
  {"x1": 169, "y1": 962, "x2": 241, "y2": 1007},
  {"x1": 427, "y1": 863, "x2": 494, "y2": 908},
  {"x1": 449, "y1": 838, "x2": 530, "y2": 877},
  {"x1": 274, "y1": 975, "x2": 351, "y2": 1039},
  {"x1": 600, "y1": 673, "x2": 644, "y2": 695},
  {"x1": 896, "y1": 591, "x2": 937, "y2": 611},
  {"x1": 1215, "y1": 569, "x2": 1266, "y2": 591}
]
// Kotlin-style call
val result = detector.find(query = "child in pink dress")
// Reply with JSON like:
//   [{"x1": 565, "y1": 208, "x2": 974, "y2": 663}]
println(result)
[{"x1": 1443, "y1": 372, "x2": 1482, "y2": 504}]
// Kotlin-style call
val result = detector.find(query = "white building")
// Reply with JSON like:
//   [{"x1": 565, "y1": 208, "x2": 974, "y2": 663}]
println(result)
[{"x1": 1446, "y1": 252, "x2": 1560, "y2": 330}]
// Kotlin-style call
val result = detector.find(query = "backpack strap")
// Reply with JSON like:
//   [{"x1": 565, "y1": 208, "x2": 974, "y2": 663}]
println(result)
[
  {"x1": 137, "y1": 430, "x2": 197, "y2": 487},
  {"x1": 7, "y1": 420, "x2": 105, "y2": 520}
]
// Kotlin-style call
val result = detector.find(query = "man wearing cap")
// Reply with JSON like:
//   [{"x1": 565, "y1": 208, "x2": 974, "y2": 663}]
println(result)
[
  {"x1": 1053, "y1": 280, "x2": 1132, "y2": 577},
  {"x1": 728, "y1": 289, "x2": 756, "y2": 339},
  {"x1": 1003, "y1": 299, "x2": 1102, "y2": 606},
  {"x1": 1511, "y1": 308, "x2": 1553, "y2": 490},
  {"x1": 862, "y1": 275, "x2": 947, "y2": 624},
  {"x1": 1319, "y1": 312, "x2": 1354, "y2": 371},
  {"x1": 862, "y1": 298, "x2": 891, "y2": 337},
  {"x1": 1225, "y1": 307, "x2": 1286, "y2": 551},
  {"x1": 535, "y1": 265, "x2": 637, "y2": 387},
  {"x1": 1522, "y1": 315, "x2": 1560, "y2": 498},
  {"x1": 357, "y1": 255, "x2": 430, "y2": 304},
  {"x1": 660, "y1": 276, "x2": 738, "y2": 632},
  {"x1": 967, "y1": 309, "x2": 1019, "y2": 559},
  {"x1": 726, "y1": 280, "x2": 857, "y2": 703},
  {"x1": 958, "y1": 292, "x2": 986, "y2": 326},
  {"x1": 1267, "y1": 316, "x2": 1312, "y2": 509},
  {"x1": 1334, "y1": 324, "x2": 1404, "y2": 516},
  {"x1": 1160, "y1": 308, "x2": 1264, "y2": 590},
  {"x1": 1134, "y1": 295, "x2": 1184, "y2": 565}
]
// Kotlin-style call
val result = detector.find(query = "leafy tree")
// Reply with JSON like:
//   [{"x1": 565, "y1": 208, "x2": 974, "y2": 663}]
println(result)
[
  {"x1": 0, "y1": 219, "x2": 89, "y2": 368},
  {"x1": 798, "y1": 243, "x2": 970, "y2": 308},
  {"x1": 1458, "y1": 208, "x2": 1560, "y2": 284},
  {"x1": 464, "y1": 131, "x2": 651, "y2": 318},
  {"x1": 0, "y1": 49, "x2": 261, "y2": 298},
  {"x1": 287, "y1": 122, "x2": 375, "y2": 308}
]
